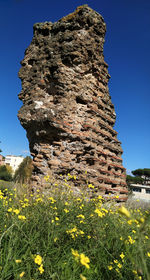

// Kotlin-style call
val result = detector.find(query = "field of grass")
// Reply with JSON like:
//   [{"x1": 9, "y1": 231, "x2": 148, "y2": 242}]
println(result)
[
  {"x1": 0, "y1": 180, "x2": 14, "y2": 191},
  {"x1": 0, "y1": 176, "x2": 150, "y2": 280}
]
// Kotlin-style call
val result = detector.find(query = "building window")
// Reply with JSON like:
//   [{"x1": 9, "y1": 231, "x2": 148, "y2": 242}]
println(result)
[
  {"x1": 132, "y1": 188, "x2": 141, "y2": 193},
  {"x1": 146, "y1": 189, "x2": 150, "y2": 194}
]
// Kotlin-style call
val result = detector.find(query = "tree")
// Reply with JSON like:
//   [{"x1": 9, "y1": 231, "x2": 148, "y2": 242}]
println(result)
[
  {"x1": 126, "y1": 175, "x2": 143, "y2": 185},
  {"x1": 132, "y1": 168, "x2": 150, "y2": 185},
  {"x1": 0, "y1": 165, "x2": 12, "y2": 181},
  {"x1": 14, "y1": 156, "x2": 33, "y2": 184},
  {"x1": 5, "y1": 165, "x2": 13, "y2": 175},
  {"x1": 132, "y1": 169, "x2": 144, "y2": 177}
]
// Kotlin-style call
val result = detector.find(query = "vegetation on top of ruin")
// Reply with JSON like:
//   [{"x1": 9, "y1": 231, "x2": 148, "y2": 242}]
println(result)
[{"x1": 61, "y1": 5, "x2": 87, "y2": 21}]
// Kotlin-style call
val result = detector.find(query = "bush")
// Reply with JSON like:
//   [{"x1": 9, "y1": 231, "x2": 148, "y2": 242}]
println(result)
[
  {"x1": 0, "y1": 165, "x2": 12, "y2": 181},
  {"x1": 14, "y1": 156, "x2": 33, "y2": 184}
]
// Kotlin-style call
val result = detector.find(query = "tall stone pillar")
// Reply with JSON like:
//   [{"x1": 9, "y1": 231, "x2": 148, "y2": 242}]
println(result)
[{"x1": 18, "y1": 5, "x2": 127, "y2": 201}]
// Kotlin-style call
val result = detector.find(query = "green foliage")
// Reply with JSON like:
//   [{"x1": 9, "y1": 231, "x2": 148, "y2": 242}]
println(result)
[
  {"x1": 0, "y1": 180, "x2": 150, "y2": 279},
  {"x1": 0, "y1": 180, "x2": 14, "y2": 191},
  {"x1": 0, "y1": 165, "x2": 12, "y2": 181},
  {"x1": 126, "y1": 175, "x2": 144, "y2": 185},
  {"x1": 14, "y1": 156, "x2": 33, "y2": 184},
  {"x1": 132, "y1": 169, "x2": 145, "y2": 177},
  {"x1": 132, "y1": 168, "x2": 150, "y2": 184}
]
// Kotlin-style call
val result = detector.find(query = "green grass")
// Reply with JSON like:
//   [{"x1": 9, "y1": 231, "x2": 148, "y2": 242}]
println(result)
[
  {"x1": 0, "y1": 180, "x2": 13, "y2": 191},
  {"x1": 0, "y1": 177, "x2": 150, "y2": 280}
]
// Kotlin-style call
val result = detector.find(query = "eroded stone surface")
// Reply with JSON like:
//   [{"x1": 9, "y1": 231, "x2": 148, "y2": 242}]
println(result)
[{"x1": 18, "y1": 5, "x2": 127, "y2": 201}]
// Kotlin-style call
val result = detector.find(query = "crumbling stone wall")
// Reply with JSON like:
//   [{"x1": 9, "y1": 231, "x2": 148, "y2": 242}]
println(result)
[{"x1": 18, "y1": 5, "x2": 128, "y2": 201}]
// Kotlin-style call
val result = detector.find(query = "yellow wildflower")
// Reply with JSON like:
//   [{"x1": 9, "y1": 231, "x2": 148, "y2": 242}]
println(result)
[
  {"x1": 102, "y1": 208, "x2": 108, "y2": 214},
  {"x1": 13, "y1": 209, "x2": 20, "y2": 215},
  {"x1": 94, "y1": 208, "x2": 104, "y2": 218},
  {"x1": 38, "y1": 264, "x2": 44, "y2": 274},
  {"x1": 140, "y1": 217, "x2": 145, "y2": 223},
  {"x1": 128, "y1": 236, "x2": 135, "y2": 244},
  {"x1": 77, "y1": 214, "x2": 85, "y2": 219},
  {"x1": 44, "y1": 175, "x2": 50, "y2": 182},
  {"x1": 120, "y1": 252, "x2": 125, "y2": 259},
  {"x1": 80, "y1": 274, "x2": 87, "y2": 280},
  {"x1": 117, "y1": 263, "x2": 122, "y2": 269},
  {"x1": 34, "y1": 255, "x2": 43, "y2": 265},
  {"x1": 108, "y1": 265, "x2": 113, "y2": 270},
  {"x1": 65, "y1": 202, "x2": 69, "y2": 206},
  {"x1": 8, "y1": 208, "x2": 13, "y2": 212},
  {"x1": 54, "y1": 237, "x2": 58, "y2": 242},
  {"x1": 36, "y1": 198, "x2": 43, "y2": 203},
  {"x1": 15, "y1": 259, "x2": 22, "y2": 263},
  {"x1": 48, "y1": 197, "x2": 56, "y2": 203},
  {"x1": 118, "y1": 206, "x2": 130, "y2": 218},
  {"x1": 127, "y1": 219, "x2": 133, "y2": 225},
  {"x1": 71, "y1": 249, "x2": 79, "y2": 261},
  {"x1": 147, "y1": 252, "x2": 150, "y2": 257},
  {"x1": 80, "y1": 253, "x2": 90, "y2": 269},
  {"x1": 88, "y1": 184, "x2": 94, "y2": 189},
  {"x1": 18, "y1": 215, "x2": 26, "y2": 220},
  {"x1": 64, "y1": 208, "x2": 69, "y2": 213},
  {"x1": 87, "y1": 235, "x2": 91, "y2": 239},
  {"x1": 19, "y1": 272, "x2": 25, "y2": 278}
]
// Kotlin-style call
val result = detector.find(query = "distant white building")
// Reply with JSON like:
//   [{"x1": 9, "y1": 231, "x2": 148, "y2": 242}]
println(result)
[
  {"x1": 130, "y1": 184, "x2": 150, "y2": 201},
  {"x1": 5, "y1": 155, "x2": 24, "y2": 173}
]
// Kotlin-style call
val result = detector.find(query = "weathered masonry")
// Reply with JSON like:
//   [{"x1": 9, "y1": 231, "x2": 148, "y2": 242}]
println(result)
[{"x1": 18, "y1": 5, "x2": 128, "y2": 201}]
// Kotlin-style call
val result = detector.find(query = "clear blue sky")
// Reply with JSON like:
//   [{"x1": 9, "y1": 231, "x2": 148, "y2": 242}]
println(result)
[{"x1": 0, "y1": 0, "x2": 150, "y2": 174}]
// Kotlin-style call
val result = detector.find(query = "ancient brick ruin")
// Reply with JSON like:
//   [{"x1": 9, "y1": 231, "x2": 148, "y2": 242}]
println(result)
[{"x1": 18, "y1": 5, "x2": 128, "y2": 201}]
